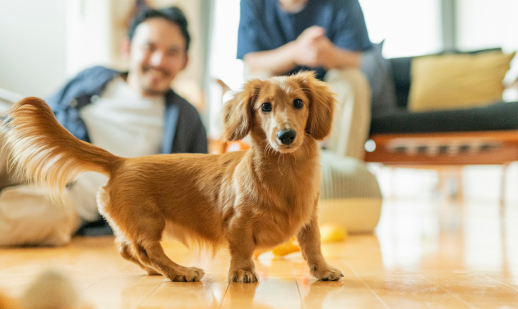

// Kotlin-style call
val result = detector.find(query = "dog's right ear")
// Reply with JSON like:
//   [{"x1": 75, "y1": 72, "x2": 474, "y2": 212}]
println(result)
[
  {"x1": 222, "y1": 79, "x2": 263, "y2": 141},
  {"x1": 295, "y1": 71, "x2": 336, "y2": 140}
]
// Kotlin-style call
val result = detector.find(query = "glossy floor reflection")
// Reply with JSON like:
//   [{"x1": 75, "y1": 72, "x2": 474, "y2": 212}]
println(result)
[{"x1": 0, "y1": 199, "x2": 517, "y2": 308}]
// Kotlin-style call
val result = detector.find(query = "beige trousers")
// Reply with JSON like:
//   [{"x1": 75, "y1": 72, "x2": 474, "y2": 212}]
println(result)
[
  {"x1": 243, "y1": 66, "x2": 371, "y2": 160},
  {"x1": 323, "y1": 69, "x2": 371, "y2": 160}
]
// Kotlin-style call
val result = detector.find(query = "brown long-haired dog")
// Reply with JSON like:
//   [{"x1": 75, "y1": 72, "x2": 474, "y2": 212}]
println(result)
[{"x1": 2, "y1": 71, "x2": 343, "y2": 283}]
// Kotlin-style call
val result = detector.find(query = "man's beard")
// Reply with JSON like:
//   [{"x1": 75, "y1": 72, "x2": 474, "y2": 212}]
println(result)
[
  {"x1": 143, "y1": 66, "x2": 171, "y2": 79},
  {"x1": 141, "y1": 84, "x2": 169, "y2": 96},
  {"x1": 141, "y1": 66, "x2": 172, "y2": 96}
]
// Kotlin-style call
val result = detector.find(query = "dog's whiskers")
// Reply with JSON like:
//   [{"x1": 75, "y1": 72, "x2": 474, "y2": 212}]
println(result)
[
  {"x1": 265, "y1": 142, "x2": 275, "y2": 157},
  {"x1": 302, "y1": 133, "x2": 318, "y2": 160},
  {"x1": 277, "y1": 154, "x2": 284, "y2": 175},
  {"x1": 260, "y1": 140, "x2": 273, "y2": 157}
]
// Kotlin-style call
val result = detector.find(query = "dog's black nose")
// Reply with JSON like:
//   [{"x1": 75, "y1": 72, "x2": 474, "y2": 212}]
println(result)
[{"x1": 277, "y1": 129, "x2": 296, "y2": 145}]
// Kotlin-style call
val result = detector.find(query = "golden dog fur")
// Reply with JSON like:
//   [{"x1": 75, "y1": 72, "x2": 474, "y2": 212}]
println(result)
[{"x1": 2, "y1": 71, "x2": 343, "y2": 283}]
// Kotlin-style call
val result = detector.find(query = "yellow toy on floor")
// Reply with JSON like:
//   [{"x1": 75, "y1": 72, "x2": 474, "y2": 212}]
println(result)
[
  {"x1": 271, "y1": 237, "x2": 301, "y2": 256},
  {"x1": 319, "y1": 222, "x2": 348, "y2": 243},
  {"x1": 262, "y1": 223, "x2": 348, "y2": 257}
]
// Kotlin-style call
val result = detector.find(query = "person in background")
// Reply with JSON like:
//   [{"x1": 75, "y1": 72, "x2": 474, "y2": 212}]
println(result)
[
  {"x1": 237, "y1": 0, "x2": 372, "y2": 160},
  {"x1": 0, "y1": 6, "x2": 208, "y2": 246}
]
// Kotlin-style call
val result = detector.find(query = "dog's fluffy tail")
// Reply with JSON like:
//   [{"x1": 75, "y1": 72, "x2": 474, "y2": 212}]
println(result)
[{"x1": 1, "y1": 97, "x2": 123, "y2": 196}]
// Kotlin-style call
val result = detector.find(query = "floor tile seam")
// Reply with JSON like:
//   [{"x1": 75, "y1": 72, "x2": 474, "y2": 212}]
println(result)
[
  {"x1": 341, "y1": 259, "x2": 391, "y2": 309},
  {"x1": 289, "y1": 260, "x2": 305, "y2": 309},
  {"x1": 479, "y1": 273, "x2": 518, "y2": 292},
  {"x1": 179, "y1": 250, "x2": 230, "y2": 309},
  {"x1": 82, "y1": 271, "x2": 119, "y2": 291},
  {"x1": 217, "y1": 280, "x2": 230, "y2": 309},
  {"x1": 420, "y1": 275, "x2": 478, "y2": 309},
  {"x1": 135, "y1": 278, "x2": 167, "y2": 309}
]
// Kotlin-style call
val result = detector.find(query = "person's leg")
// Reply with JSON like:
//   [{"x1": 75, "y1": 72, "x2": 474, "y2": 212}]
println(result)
[
  {"x1": 0, "y1": 184, "x2": 80, "y2": 246},
  {"x1": 0, "y1": 135, "x2": 81, "y2": 246},
  {"x1": 323, "y1": 68, "x2": 371, "y2": 160}
]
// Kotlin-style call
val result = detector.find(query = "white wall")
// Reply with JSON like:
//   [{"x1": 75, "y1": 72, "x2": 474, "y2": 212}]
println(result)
[
  {"x1": 457, "y1": 0, "x2": 518, "y2": 85},
  {"x1": 457, "y1": 0, "x2": 517, "y2": 53},
  {"x1": 359, "y1": 0, "x2": 442, "y2": 58},
  {"x1": 455, "y1": 0, "x2": 518, "y2": 201},
  {"x1": 0, "y1": 0, "x2": 67, "y2": 97},
  {"x1": 65, "y1": 0, "x2": 112, "y2": 76},
  {"x1": 207, "y1": 0, "x2": 242, "y2": 137}
]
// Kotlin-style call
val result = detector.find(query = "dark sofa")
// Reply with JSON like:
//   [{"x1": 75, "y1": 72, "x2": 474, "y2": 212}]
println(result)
[
  {"x1": 369, "y1": 48, "x2": 518, "y2": 135},
  {"x1": 362, "y1": 47, "x2": 518, "y2": 166}
]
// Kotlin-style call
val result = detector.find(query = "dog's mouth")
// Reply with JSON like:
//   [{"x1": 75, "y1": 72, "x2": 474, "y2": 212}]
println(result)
[
  {"x1": 270, "y1": 139, "x2": 300, "y2": 154},
  {"x1": 275, "y1": 144, "x2": 297, "y2": 153}
]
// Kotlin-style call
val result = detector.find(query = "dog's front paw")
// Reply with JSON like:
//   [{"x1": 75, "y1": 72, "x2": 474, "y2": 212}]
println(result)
[
  {"x1": 170, "y1": 266, "x2": 205, "y2": 282},
  {"x1": 310, "y1": 263, "x2": 344, "y2": 281},
  {"x1": 228, "y1": 268, "x2": 259, "y2": 283}
]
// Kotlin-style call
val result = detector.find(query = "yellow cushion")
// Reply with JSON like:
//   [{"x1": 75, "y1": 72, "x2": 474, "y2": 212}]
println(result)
[{"x1": 408, "y1": 51, "x2": 516, "y2": 112}]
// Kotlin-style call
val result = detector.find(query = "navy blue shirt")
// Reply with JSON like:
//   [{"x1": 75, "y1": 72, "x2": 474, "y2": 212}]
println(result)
[{"x1": 237, "y1": 0, "x2": 371, "y2": 80}]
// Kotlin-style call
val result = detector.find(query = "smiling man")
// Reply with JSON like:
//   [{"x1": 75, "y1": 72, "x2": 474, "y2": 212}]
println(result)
[
  {"x1": 51, "y1": 7, "x2": 207, "y2": 157},
  {"x1": 0, "y1": 7, "x2": 208, "y2": 246},
  {"x1": 125, "y1": 14, "x2": 189, "y2": 97}
]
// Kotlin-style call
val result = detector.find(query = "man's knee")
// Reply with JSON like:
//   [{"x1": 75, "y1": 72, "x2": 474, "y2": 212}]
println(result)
[
  {"x1": 0, "y1": 186, "x2": 80, "y2": 246},
  {"x1": 323, "y1": 68, "x2": 372, "y2": 160},
  {"x1": 324, "y1": 68, "x2": 371, "y2": 99},
  {"x1": 325, "y1": 68, "x2": 369, "y2": 85}
]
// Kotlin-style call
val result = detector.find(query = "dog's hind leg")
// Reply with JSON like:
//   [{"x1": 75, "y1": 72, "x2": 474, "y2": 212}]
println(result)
[
  {"x1": 101, "y1": 186, "x2": 205, "y2": 282},
  {"x1": 132, "y1": 237, "x2": 205, "y2": 282},
  {"x1": 98, "y1": 186, "x2": 201, "y2": 280},
  {"x1": 115, "y1": 236, "x2": 161, "y2": 275},
  {"x1": 98, "y1": 187, "x2": 157, "y2": 274},
  {"x1": 123, "y1": 209, "x2": 204, "y2": 282}
]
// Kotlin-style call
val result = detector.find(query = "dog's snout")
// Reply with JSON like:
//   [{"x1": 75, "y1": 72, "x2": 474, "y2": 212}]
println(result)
[{"x1": 277, "y1": 129, "x2": 296, "y2": 145}]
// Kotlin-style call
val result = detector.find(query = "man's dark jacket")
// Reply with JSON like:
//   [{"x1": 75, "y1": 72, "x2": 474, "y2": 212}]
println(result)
[{"x1": 47, "y1": 66, "x2": 208, "y2": 155}]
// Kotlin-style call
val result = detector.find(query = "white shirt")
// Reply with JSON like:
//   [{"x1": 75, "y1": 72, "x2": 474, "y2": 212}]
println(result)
[
  {"x1": 73, "y1": 77, "x2": 166, "y2": 221},
  {"x1": 80, "y1": 76, "x2": 165, "y2": 158}
]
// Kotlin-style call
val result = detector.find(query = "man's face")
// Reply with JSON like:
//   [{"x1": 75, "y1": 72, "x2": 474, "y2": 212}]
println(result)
[{"x1": 127, "y1": 18, "x2": 188, "y2": 97}]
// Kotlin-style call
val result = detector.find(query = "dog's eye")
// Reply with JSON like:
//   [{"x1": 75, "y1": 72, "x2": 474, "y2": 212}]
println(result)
[
  {"x1": 261, "y1": 103, "x2": 272, "y2": 112},
  {"x1": 293, "y1": 99, "x2": 303, "y2": 109}
]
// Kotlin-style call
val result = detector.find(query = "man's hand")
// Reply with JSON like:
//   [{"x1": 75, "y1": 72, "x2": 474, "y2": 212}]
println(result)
[
  {"x1": 243, "y1": 26, "x2": 361, "y2": 75},
  {"x1": 294, "y1": 26, "x2": 336, "y2": 69},
  {"x1": 296, "y1": 26, "x2": 326, "y2": 46},
  {"x1": 293, "y1": 26, "x2": 361, "y2": 70}
]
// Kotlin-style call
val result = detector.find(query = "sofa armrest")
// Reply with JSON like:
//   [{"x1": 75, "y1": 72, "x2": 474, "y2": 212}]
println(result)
[{"x1": 0, "y1": 88, "x2": 24, "y2": 112}]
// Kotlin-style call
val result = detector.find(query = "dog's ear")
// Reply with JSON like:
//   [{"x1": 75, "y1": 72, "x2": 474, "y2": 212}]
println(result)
[
  {"x1": 222, "y1": 79, "x2": 264, "y2": 141},
  {"x1": 296, "y1": 71, "x2": 336, "y2": 140}
]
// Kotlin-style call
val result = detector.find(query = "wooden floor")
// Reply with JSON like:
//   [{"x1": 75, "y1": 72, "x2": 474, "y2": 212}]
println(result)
[{"x1": 1, "y1": 198, "x2": 518, "y2": 308}]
